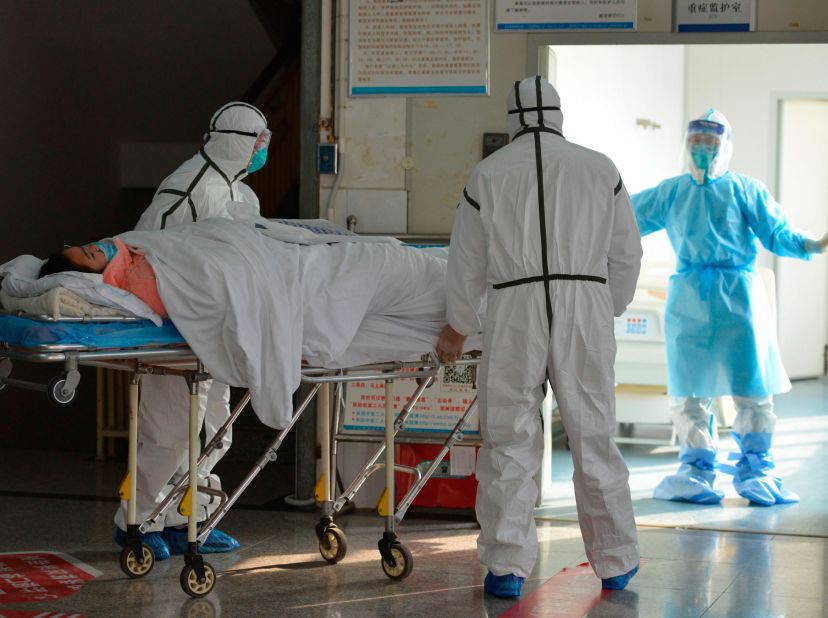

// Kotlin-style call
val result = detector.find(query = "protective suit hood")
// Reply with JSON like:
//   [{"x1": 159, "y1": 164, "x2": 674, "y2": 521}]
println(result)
[
  {"x1": 506, "y1": 76, "x2": 564, "y2": 139},
  {"x1": 202, "y1": 102, "x2": 268, "y2": 180},
  {"x1": 685, "y1": 108, "x2": 733, "y2": 185}
]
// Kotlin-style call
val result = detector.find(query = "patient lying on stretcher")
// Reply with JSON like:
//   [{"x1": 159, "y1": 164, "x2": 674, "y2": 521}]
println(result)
[
  {"x1": 41, "y1": 238, "x2": 168, "y2": 318},
  {"x1": 15, "y1": 218, "x2": 480, "y2": 560},
  {"x1": 30, "y1": 217, "x2": 480, "y2": 429}
]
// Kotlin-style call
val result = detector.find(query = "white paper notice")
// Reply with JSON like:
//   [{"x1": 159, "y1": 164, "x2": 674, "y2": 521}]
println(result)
[
  {"x1": 349, "y1": 0, "x2": 489, "y2": 96},
  {"x1": 450, "y1": 445, "x2": 477, "y2": 477},
  {"x1": 496, "y1": 0, "x2": 636, "y2": 31}
]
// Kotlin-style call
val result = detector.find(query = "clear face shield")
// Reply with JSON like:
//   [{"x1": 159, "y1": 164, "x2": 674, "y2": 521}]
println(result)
[
  {"x1": 684, "y1": 118, "x2": 732, "y2": 185},
  {"x1": 247, "y1": 128, "x2": 271, "y2": 174}
]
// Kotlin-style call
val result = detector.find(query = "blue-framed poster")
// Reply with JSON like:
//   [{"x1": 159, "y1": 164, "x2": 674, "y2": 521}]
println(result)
[
  {"x1": 496, "y1": 0, "x2": 636, "y2": 32},
  {"x1": 674, "y1": 0, "x2": 755, "y2": 32},
  {"x1": 349, "y1": 0, "x2": 489, "y2": 97}
]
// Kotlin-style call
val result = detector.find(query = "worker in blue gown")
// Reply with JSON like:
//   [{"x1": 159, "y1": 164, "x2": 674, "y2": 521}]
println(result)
[{"x1": 631, "y1": 109, "x2": 828, "y2": 506}]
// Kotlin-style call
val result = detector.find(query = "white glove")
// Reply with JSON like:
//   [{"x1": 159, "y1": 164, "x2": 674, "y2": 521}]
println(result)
[{"x1": 804, "y1": 233, "x2": 828, "y2": 254}]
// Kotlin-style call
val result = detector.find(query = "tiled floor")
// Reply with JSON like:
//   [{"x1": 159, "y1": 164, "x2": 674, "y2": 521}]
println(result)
[{"x1": 0, "y1": 379, "x2": 825, "y2": 617}]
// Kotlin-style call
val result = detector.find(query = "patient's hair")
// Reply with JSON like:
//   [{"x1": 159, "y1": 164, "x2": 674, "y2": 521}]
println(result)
[{"x1": 39, "y1": 252, "x2": 96, "y2": 278}]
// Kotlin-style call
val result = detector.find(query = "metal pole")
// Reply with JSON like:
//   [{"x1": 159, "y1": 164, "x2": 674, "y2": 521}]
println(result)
[
  {"x1": 385, "y1": 380, "x2": 395, "y2": 532},
  {"x1": 293, "y1": 0, "x2": 323, "y2": 505},
  {"x1": 127, "y1": 376, "x2": 140, "y2": 527},
  {"x1": 187, "y1": 378, "x2": 200, "y2": 547}
]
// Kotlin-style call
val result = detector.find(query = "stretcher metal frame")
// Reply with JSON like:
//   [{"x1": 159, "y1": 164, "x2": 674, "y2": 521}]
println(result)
[
  {"x1": 0, "y1": 313, "x2": 219, "y2": 597},
  {"x1": 304, "y1": 355, "x2": 480, "y2": 580},
  {"x1": 0, "y1": 313, "x2": 481, "y2": 594}
]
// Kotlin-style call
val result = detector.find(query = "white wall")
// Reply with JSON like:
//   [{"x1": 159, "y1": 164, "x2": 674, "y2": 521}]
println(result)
[
  {"x1": 324, "y1": 2, "x2": 528, "y2": 235},
  {"x1": 548, "y1": 45, "x2": 685, "y2": 267},
  {"x1": 407, "y1": 30, "x2": 528, "y2": 234},
  {"x1": 549, "y1": 45, "x2": 685, "y2": 195},
  {"x1": 684, "y1": 45, "x2": 828, "y2": 190}
]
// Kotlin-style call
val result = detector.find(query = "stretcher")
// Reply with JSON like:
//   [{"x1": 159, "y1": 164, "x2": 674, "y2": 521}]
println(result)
[{"x1": 0, "y1": 311, "x2": 480, "y2": 596}]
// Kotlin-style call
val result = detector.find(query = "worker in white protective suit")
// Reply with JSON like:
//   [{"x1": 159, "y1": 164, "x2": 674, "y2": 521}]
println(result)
[
  {"x1": 115, "y1": 102, "x2": 271, "y2": 560},
  {"x1": 632, "y1": 109, "x2": 828, "y2": 506},
  {"x1": 436, "y1": 77, "x2": 643, "y2": 598}
]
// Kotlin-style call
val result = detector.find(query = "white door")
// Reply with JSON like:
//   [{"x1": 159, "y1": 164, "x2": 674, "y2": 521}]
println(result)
[{"x1": 776, "y1": 99, "x2": 828, "y2": 379}]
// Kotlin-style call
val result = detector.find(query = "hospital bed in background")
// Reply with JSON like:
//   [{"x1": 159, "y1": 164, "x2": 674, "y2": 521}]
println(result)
[
  {"x1": 612, "y1": 265, "x2": 675, "y2": 445},
  {"x1": 0, "y1": 311, "x2": 479, "y2": 596}
]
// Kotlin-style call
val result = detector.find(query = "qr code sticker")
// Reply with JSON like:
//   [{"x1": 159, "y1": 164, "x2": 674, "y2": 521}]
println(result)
[{"x1": 443, "y1": 363, "x2": 475, "y2": 386}]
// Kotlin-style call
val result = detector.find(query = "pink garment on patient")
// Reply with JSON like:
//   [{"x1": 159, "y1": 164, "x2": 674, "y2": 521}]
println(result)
[{"x1": 103, "y1": 237, "x2": 168, "y2": 318}]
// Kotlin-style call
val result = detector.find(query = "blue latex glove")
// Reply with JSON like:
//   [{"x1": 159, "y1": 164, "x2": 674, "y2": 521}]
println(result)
[{"x1": 803, "y1": 233, "x2": 828, "y2": 254}]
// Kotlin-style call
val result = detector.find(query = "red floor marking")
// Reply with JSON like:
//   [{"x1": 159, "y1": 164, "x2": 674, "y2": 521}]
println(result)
[
  {"x1": 0, "y1": 552, "x2": 99, "y2": 604},
  {"x1": 0, "y1": 608, "x2": 83, "y2": 618},
  {"x1": 499, "y1": 563, "x2": 609, "y2": 618}
]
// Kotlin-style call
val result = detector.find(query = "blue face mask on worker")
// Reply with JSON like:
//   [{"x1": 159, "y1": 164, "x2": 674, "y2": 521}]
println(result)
[
  {"x1": 690, "y1": 144, "x2": 718, "y2": 172},
  {"x1": 686, "y1": 120, "x2": 725, "y2": 175},
  {"x1": 247, "y1": 148, "x2": 268, "y2": 174},
  {"x1": 93, "y1": 240, "x2": 118, "y2": 263}
]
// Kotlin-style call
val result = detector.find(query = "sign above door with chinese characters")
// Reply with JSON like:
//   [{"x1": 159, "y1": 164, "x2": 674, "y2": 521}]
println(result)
[
  {"x1": 496, "y1": 0, "x2": 636, "y2": 31},
  {"x1": 674, "y1": 0, "x2": 755, "y2": 32},
  {"x1": 349, "y1": 0, "x2": 489, "y2": 97}
]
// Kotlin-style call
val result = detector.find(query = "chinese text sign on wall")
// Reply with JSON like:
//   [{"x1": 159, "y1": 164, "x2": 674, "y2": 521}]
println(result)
[
  {"x1": 350, "y1": 0, "x2": 489, "y2": 96},
  {"x1": 496, "y1": 0, "x2": 636, "y2": 31},
  {"x1": 674, "y1": 0, "x2": 755, "y2": 32}
]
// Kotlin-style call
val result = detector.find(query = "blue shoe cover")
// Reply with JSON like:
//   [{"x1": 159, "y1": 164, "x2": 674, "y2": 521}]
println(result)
[
  {"x1": 602, "y1": 565, "x2": 639, "y2": 590},
  {"x1": 164, "y1": 527, "x2": 241, "y2": 555},
  {"x1": 729, "y1": 433, "x2": 799, "y2": 506},
  {"x1": 114, "y1": 527, "x2": 171, "y2": 561},
  {"x1": 653, "y1": 448, "x2": 724, "y2": 504},
  {"x1": 484, "y1": 571, "x2": 525, "y2": 599},
  {"x1": 734, "y1": 474, "x2": 799, "y2": 506}
]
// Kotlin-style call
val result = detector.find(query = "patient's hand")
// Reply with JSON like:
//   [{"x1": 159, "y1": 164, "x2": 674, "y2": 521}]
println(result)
[{"x1": 436, "y1": 325, "x2": 467, "y2": 363}]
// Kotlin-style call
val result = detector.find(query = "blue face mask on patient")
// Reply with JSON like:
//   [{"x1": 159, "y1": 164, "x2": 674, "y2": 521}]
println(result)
[
  {"x1": 93, "y1": 240, "x2": 118, "y2": 263},
  {"x1": 247, "y1": 148, "x2": 268, "y2": 174}
]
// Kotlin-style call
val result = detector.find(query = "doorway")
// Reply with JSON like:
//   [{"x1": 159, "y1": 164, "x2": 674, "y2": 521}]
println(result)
[{"x1": 776, "y1": 98, "x2": 828, "y2": 379}]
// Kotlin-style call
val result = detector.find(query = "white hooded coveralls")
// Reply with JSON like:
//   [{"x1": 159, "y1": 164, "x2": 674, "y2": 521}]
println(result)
[
  {"x1": 116, "y1": 102, "x2": 267, "y2": 532},
  {"x1": 446, "y1": 77, "x2": 642, "y2": 579}
]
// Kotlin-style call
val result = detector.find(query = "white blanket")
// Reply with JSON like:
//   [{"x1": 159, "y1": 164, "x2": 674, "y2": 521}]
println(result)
[
  {"x1": 119, "y1": 218, "x2": 454, "y2": 429},
  {"x1": 0, "y1": 287, "x2": 131, "y2": 319},
  {"x1": 0, "y1": 254, "x2": 162, "y2": 325}
]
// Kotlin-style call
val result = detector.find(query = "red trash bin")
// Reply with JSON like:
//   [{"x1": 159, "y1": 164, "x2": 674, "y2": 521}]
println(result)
[{"x1": 394, "y1": 443, "x2": 478, "y2": 509}]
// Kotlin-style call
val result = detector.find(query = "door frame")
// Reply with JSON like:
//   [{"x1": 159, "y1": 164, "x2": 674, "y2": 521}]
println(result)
[{"x1": 770, "y1": 93, "x2": 828, "y2": 374}]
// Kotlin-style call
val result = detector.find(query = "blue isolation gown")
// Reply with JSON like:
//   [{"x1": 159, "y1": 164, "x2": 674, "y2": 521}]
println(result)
[{"x1": 632, "y1": 172, "x2": 812, "y2": 398}]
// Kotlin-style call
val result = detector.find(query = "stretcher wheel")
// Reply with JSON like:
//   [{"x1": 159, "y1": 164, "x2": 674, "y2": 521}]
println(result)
[
  {"x1": 48, "y1": 376, "x2": 76, "y2": 405},
  {"x1": 180, "y1": 561, "x2": 216, "y2": 598},
  {"x1": 319, "y1": 526, "x2": 348, "y2": 563},
  {"x1": 380, "y1": 543, "x2": 413, "y2": 580},
  {"x1": 120, "y1": 544, "x2": 154, "y2": 578}
]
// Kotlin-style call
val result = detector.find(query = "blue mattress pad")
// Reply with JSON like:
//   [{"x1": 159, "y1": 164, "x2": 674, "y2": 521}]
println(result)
[{"x1": 0, "y1": 315, "x2": 185, "y2": 349}]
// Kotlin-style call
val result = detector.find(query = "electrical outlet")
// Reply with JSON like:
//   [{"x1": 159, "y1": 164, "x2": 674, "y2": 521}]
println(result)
[
  {"x1": 318, "y1": 143, "x2": 338, "y2": 174},
  {"x1": 482, "y1": 133, "x2": 509, "y2": 159}
]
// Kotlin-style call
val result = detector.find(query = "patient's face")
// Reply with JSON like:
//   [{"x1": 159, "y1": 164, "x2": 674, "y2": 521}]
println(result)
[{"x1": 63, "y1": 244, "x2": 107, "y2": 273}]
